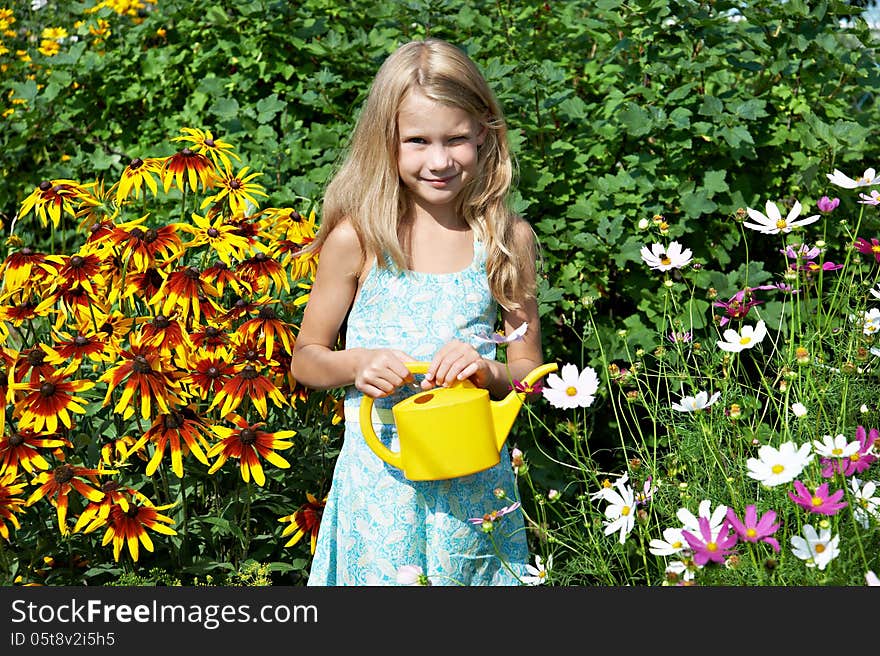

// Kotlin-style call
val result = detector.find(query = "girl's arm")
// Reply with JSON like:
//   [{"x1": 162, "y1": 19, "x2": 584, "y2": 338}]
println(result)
[{"x1": 290, "y1": 220, "x2": 414, "y2": 398}]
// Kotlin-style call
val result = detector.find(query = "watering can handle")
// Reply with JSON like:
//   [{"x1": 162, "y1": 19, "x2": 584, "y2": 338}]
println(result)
[{"x1": 359, "y1": 361, "x2": 429, "y2": 468}]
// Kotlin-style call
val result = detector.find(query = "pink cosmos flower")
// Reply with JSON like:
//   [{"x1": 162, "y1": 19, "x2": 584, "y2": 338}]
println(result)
[
  {"x1": 844, "y1": 425, "x2": 879, "y2": 475},
  {"x1": 713, "y1": 286, "x2": 775, "y2": 327},
  {"x1": 725, "y1": 505, "x2": 780, "y2": 552},
  {"x1": 468, "y1": 501, "x2": 522, "y2": 532},
  {"x1": 681, "y1": 516, "x2": 738, "y2": 566},
  {"x1": 854, "y1": 237, "x2": 880, "y2": 263},
  {"x1": 858, "y1": 190, "x2": 880, "y2": 205},
  {"x1": 817, "y1": 196, "x2": 840, "y2": 212},
  {"x1": 788, "y1": 480, "x2": 848, "y2": 516}
]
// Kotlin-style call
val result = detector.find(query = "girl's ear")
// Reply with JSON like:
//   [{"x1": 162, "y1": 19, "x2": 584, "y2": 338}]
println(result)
[{"x1": 476, "y1": 120, "x2": 488, "y2": 147}]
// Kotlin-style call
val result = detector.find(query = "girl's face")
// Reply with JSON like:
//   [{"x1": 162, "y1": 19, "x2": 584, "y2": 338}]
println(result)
[{"x1": 396, "y1": 89, "x2": 486, "y2": 217}]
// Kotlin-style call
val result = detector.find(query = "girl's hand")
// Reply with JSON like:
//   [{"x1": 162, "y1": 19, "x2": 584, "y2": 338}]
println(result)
[
  {"x1": 422, "y1": 340, "x2": 491, "y2": 390},
  {"x1": 355, "y1": 349, "x2": 416, "y2": 398}
]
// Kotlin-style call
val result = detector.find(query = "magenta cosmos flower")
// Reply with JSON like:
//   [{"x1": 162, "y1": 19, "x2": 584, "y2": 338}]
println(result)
[
  {"x1": 817, "y1": 196, "x2": 840, "y2": 212},
  {"x1": 681, "y1": 516, "x2": 738, "y2": 566},
  {"x1": 844, "y1": 425, "x2": 879, "y2": 476},
  {"x1": 788, "y1": 481, "x2": 847, "y2": 516},
  {"x1": 854, "y1": 237, "x2": 880, "y2": 263},
  {"x1": 725, "y1": 505, "x2": 780, "y2": 552}
]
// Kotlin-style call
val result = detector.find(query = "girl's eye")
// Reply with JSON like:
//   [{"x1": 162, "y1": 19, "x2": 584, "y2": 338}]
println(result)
[{"x1": 404, "y1": 137, "x2": 426, "y2": 144}]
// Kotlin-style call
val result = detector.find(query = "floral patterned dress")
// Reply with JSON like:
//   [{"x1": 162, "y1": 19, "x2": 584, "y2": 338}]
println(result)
[{"x1": 306, "y1": 239, "x2": 529, "y2": 586}]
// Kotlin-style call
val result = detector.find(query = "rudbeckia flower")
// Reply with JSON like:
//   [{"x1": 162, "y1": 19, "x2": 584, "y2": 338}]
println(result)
[
  {"x1": 178, "y1": 211, "x2": 253, "y2": 266},
  {"x1": 97, "y1": 336, "x2": 187, "y2": 421},
  {"x1": 0, "y1": 470, "x2": 27, "y2": 541},
  {"x1": 127, "y1": 406, "x2": 213, "y2": 479},
  {"x1": 235, "y1": 298, "x2": 297, "y2": 359},
  {"x1": 148, "y1": 265, "x2": 220, "y2": 327},
  {"x1": 279, "y1": 492, "x2": 327, "y2": 554},
  {"x1": 209, "y1": 362, "x2": 288, "y2": 419},
  {"x1": 173, "y1": 127, "x2": 240, "y2": 171},
  {"x1": 113, "y1": 157, "x2": 163, "y2": 205},
  {"x1": 100, "y1": 215, "x2": 184, "y2": 272},
  {"x1": 98, "y1": 496, "x2": 178, "y2": 562},
  {"x1": 25, "y1": 463, "x2": 116, "y2": 534},
  {"x1": 201, "y1": 165, "x2": 268, "y2": 216},
  {"x1": 0, "y1": 427, "x2": 67, "y2": 475},
  {"x1": 17, "y1": 179, "x2": 89, "y2": 229},
  {"x1": 160, "y1": 147, "x2": 215, "y2": 195},
  {"x1": 207, "y1": 414, "x2": 295, "y2": 486},
  {"x1": 11, "y1": 361, "x2": 95, "y2": 434},
  {"x1": 743, "y1": 199, "x2": 819, "y2": 234},
  {"x1": 235, "y1": 251, "x2": 290, "y2": 295}
]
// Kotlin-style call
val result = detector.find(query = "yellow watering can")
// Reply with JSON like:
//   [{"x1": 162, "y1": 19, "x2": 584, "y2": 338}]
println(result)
[{"x1": 360, "y1": 361, "x2": 558, "y2": 481}]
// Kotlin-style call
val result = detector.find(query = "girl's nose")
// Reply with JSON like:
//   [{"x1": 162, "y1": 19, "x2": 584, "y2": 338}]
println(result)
[{"x1": 427, "y1": 144, "x2": 452, "y2": 170}]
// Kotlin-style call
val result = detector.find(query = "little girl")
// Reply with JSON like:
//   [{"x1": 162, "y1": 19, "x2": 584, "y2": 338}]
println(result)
[{"x1": 290, "y1": 38, "x2": 545, "y2": 585}]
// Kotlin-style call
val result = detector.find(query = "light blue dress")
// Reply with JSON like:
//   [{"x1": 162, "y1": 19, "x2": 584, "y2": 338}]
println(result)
[{"x1": 306, "y1": 238, "x2": 530, "y2": 586}]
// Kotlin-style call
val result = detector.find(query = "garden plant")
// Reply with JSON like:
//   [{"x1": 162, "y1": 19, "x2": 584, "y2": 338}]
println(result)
[{"x1": 1, "y1": 0, "x2": 879, "y2": 586}]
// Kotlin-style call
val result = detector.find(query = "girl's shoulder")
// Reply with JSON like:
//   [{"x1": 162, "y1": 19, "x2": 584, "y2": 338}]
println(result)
[
  {"x1": 321, "y1": 218, "x2": 368, "y2": 279},
  {"x1": 508, "y1": 214, "x2": 537, "y2": 250}
]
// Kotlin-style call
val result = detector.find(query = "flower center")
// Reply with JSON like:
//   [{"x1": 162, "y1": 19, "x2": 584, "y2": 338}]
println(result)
[
  {"x1": 240, "y1": 428, "x2": 257, "y2": 445},
  {"x1": 775, "y1": 219, "x2": 787, "y2": 229},
  {"x1": 132, "y1": 356, "x2": 151, "y2": 373},
  {"x1": 810, "y1": 496, "x2": 823, "y2": 507},
  {"x1": 207, "y1": 227, "x2": 219, "y2": 238},
  {"x1": 9, "y1": 432, "x2": 25, "y2": 447},
  {"x1": 660, "y1": 255, "x2": 671, "y2": 265},
  {"x1": 771, "y1": 464, "x2": 785, "y2": 474},
  {"x1": 54, "y1": 464, "x2": 74, "y2": 484},
  {"x1": 621, "y1": 505, "x2": 631, "y2": 516},
  {"x1": 565, "y1": 386, "x2": 578, "y2": 396},
  {"x1": 746, "y1": 528, "x2": 757, "y2": 538},
  {"x1": 707, "y1": 542, "x2": 718, "y2": 552},
  {"x1": 815, "y1": 543, "x2": 826, "y2": 554},
  {"x1": 739, "y1": 336, "x2": 751, "y2": 345},
  {"x1": 39, "y1": 382, "x2": 56, "y2": 397}
]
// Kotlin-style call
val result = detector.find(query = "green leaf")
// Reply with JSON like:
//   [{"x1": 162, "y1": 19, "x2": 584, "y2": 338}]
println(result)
[{"x1": 209, "y1": 97, "x2": 240, "y2": 120}]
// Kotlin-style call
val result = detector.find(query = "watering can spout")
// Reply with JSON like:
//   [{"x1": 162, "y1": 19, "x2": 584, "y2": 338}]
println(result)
[{"x1": 491, "y1": 362, "x2": 559, "y2": 450}]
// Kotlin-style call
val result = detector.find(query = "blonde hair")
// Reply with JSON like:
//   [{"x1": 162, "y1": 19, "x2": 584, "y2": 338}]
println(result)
[{"x1": 310, "y1": 38, "x2": 534, "y2": 309}]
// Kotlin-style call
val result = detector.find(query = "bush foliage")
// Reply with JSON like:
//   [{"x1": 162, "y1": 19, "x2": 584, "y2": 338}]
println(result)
[{"x1": 1, "y1": 0, "x2": 879, "y2": 585}]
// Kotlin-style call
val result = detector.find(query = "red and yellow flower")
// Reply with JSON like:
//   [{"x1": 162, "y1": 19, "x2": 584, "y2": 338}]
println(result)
[
  {"x1": 25, "y1": 463, "x2": 116, "y2": 534},
  {"x1": 17, "y1": 179, "x2": 90, "y2": 229},
  {"x1": 201, "y1": 166, "x2": 268, "y2": 216},
  {"x1": 98, "y1": 495, "x2": 178, "y2": 562},
  {"x1": 0, "y1": 469, "x2": 27, "y2": 541},
  {"x1": 279, "y1": 492, "x2": 326, "y2": 554},
  {"x1": 207, "y1": 414, "x2": 294, "y2": 486},
  {"x1": 11, "y1": 361, "x2": 95, "y2": 434},
  {"x1": 173, "y1": 127, "x2": 240, "y2": 171},
  {"x1": 114, "y1": 156, "x2": 163, "y2": 205},
  {"x1": 160, "y1": 148, "x2": 215, "y2": 195},
  {"x1": 127, "y1": 405, "x2": 212, "y2": 478},
  {"x1": 0, "y1": 427, "x2": 68, "y2": 476}
]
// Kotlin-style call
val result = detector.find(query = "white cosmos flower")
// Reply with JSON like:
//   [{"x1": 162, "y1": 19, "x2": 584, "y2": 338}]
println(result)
[
  {"x1": 850, "y1": 478, "x2": 880, "y2": 529},
  {"x1": 640, "y1": 241, "x2": 693, "y2": 271},
  {"x1": 716, "y1": 320, "x2": 768, "y2": 353},
  {"x1": 812, "y1": 433, "x2": 860, "y2": 459},
  {"x1": 860, "y1": 308, "x2": 880, "y2": 335},
  {"x1": 541, "y1": 363, "x2": 599, "y2": 409},
  {"x1": 671, "y1": 390, "x2": 721, "y2": 413},
  {"x1": 665, "y1": 559, "x2": 696, "y2": 582},
  {"x1": 648, "y1": 527, "x2": 687, "y2": 556},
  {"x1": 867, "y1": 570, "x2": 880, "y2": 586},
  {"x1": 601, "y1": 477, "x2": 637, "y2": 544},
  {"x1": 791, "y1": 402, "x2": 808, "y2": 418},
  {"x1": 746, "y1": 441, "x2": 814, "y2": 487},
  {"x1": 790, "y1": 524, "x2": 840, "y2": 571},
  {"x1": 743, "y1": 199, "x2": 820, "y2": 234},
  {"x1": 826, "y1": 167, "x2": 878, "y2": 189},
  {"x1": 396, "y1": 565, "x2": 430, "y2": 586},
  {"x1": 858, "y1": 189, "x2": 880, "y2": 205},
  {"x1": 521, "y1": 554, "x2": 552, "y2": 585}
]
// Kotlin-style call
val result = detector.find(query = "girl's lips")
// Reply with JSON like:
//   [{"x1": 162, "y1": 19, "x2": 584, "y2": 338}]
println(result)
[{"x1": 422, "y1": 175, "x2": 455, "y2": 187}]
